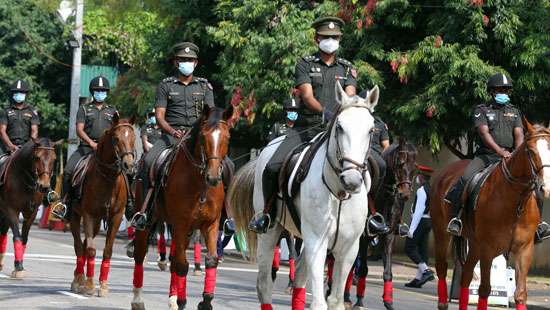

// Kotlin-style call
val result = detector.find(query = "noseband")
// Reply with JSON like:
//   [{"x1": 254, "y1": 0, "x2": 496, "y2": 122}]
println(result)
[{"x1": 32, "y1": 146, "x2": 56, "y2": 182}]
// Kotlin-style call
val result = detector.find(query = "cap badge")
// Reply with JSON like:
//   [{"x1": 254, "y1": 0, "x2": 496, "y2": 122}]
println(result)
[
  {"x1": 98, "y1": 77, "x2": 103, "y2": 87},
  {"x1": 17, "y1": 80, "x2": 21, "y2": 89},
  {"x1": 185, "y1": 47, "x2": 190, "y2": 53},
  {"x1": 328, "y1": 22, "x2": 335, "y2": 29}
]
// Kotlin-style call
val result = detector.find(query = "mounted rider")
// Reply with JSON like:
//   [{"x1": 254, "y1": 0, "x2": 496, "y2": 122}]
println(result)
[
  {"x1": 140, "y1": 109, "x2": 162, "y2": 154},
  {"x1": 130, "y1": 42, "x2": 216, "y2": 230},
  {"x1": 248, "y1": 17, "x2": 388, "y2": 234},
  {"x1": 266, "y1": 96, "x2": 300, "y2": 142},
  {"x1": 51, "y1": 76, "x2": 118, "y2": 219},
  {"x1": 0, "y1": 79, "x2": 40, "y2": 156},
  {"x1": 445, "y1": 73, "x2": 550, "y2": 242}
]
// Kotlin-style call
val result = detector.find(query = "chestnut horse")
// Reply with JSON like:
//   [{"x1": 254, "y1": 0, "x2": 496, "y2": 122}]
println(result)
[
  {"x1": 69, "y1": 114, "x2": 137, "y2": 296},
  {"x1": 430, "y1": 118, "x2": 549, "y2": 310},
  {"x1": 0, "y1": 138, "x2": 59, "y2": 278},
  {"x1": 131, "y1": 105, "x2": 235, "y2": 310}
]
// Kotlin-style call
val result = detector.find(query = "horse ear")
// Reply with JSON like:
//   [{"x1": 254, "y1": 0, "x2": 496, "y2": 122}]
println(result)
[
  {"x1": 335, "y1": 81, "x2": 345, "y2": 106},
  {"x1": 112, "y1": 111, "x2": 120, "y2": 124},
  {"x1": 223, "y1": 105, "x2": 238, "y2": 125},
  {"x1": 202, "y1": 104, "x2": 212, "y2": 120},
  {"x1": 522, "y1": 116, "x2": 534, "y2": 134},
  {"x1": 367, "y1": 85, "x2": 379, "y2": 111},
  {"x1": 398, "y1": 136, "x2": 406, "y2": 147},
  {"x1": 128, "y1": 114, "x2": 137, "y2": 125}
]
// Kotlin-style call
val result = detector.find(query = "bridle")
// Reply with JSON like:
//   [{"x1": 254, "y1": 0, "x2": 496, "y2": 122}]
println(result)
[
  {"x1": 390, "y1": 149, "x2": 414, "y2": 192},
  {"x1": 27, "y1": 145, "x2": 56, "y2": 191},
  {"x1": 95, "y1": 123, "x2": 137, "y2": 176}
]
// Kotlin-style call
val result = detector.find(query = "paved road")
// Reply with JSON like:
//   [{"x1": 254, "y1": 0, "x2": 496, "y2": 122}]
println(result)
[{"x1": 0, "y1": 228, "x2": 546, "y2": 309}]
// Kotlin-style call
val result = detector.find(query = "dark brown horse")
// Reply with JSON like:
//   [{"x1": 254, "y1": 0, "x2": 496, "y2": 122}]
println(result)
[
  {"x1": 0, "y1": 138, "x2": 60, "y2": 278},
  {"x1": 430, "y1": 118, "x2": 549, "y2": 310},
  {"x1": 69, "y1": 114, "x2": 136, "y2": 296},
  {"x1": 131, "y1": 105, "x2": 235, "y2": 310}
]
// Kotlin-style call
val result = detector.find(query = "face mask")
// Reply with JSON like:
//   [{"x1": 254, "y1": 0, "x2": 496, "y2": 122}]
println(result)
[
  {"x1": 319, "y1": 38, "x2": 339, "y2": 54},
  {"x1": 12, "y1": 92, "x2": 26, "y2": 103},
  {"x1": 494, "y1": 93, "x2": 510, "y2": 105},
  {"x1": 286, "y1": 111, "x2": 298, "y2": 122},
  {"x1": 147, "y1": 116, "x2": 156, "y2": 125},
  {"x1": 178, "y1": 62, "x2": 195, "y2": 76},
  {"x1": 93, "y1": 91, "x2": 107, "y2": 102}
]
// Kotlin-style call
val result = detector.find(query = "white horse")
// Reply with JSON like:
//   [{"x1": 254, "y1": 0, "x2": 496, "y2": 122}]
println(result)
[{"x1": 230, "y1": 83, "x2": 379, "y2": 310}]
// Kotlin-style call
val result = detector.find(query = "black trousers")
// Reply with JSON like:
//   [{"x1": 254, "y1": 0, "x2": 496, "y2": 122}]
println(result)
[
  {"x1": 62, "y1": 145, "x2": 94, "y2": 198},
  {"x1": 405, "y1": 218, "x2": 432, "y2": 265}
]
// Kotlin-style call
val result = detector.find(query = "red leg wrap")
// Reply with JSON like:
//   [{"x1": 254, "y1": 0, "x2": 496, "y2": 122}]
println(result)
[
  {"x1": 438, "y1": 279, "x2": 448, "y2": 304},
  {"x1": 516, "y1": 303, "x2": 527, "y2": 310},
  {"x1": 194, "y1": 243, "x2": 201, "y2": 264},
  {"x1": 170, "y1": 242, "x2": 176, "y2": 257},
  {"x1": 291, "y1": 287, "x2": 306, "y2": 310},
  {"x1": 14, "y1": 240, "x2": 24, "y2": 262},
  {"x1": 477, "y1": 296, "x2": 488, "y2": 309},
  {"x1": 327, "y1": 257, "x2": 334, "y2": 284},
  {"x1": 345, "y1": 268, "x2": 354, "y2": 293},
  {"x1": 169, "y1": 272, "x2": 178, "y2": 297},
  {"x1": 158, "y1": 234, "x2": 166, "y2": 255},
  {"x1": 204, "y1": 267, "x2": 217, "y2": 294},
  {"x1": 75, "y1": 256, "x2": 85, "y2": 275},
  {"x1": 0, "y1": 234, "x2": 8, "y2": 254},
  {"x1": 86, "y1": 256, "x2": 95, "y2": 278},
  {"x1": 99, "y1": 259, "x2": 111, "y2": 282},
  {"x1": 133, "y1": 263, "x2": 144, "y2": 288},
  {"x1": 357, "y1": 276, "x2": 366, "y2": 298},
  {"x1": 382, "y1": 281, "x2": 393, "y2": 303},
  {"x1": 127, "y1": 227, "x2": 135, "y2": 240},
  {"x1": 177, "y1": 275, "x2": 187, "y2": 300},
  {"x1": 459, "y1": 287, "x2": 470, "y2": 310},
  {"x1": 272, "y1": 246, "x2": 280, "y2": 269},
  {"x1": 261, "y1": 304, "x2": 273, "y2": 310},
  {"x1": 289, "y1": 258, "x2": 295, "y2": 282}
]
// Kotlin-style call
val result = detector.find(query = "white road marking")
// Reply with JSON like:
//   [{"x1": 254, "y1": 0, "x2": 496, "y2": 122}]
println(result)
[
  {"x1": 0, "y1": 274, "x2": 9, "y2": 278},
  {"x1": 58, "y1": 291, "x2": 88, "y2": 299}
]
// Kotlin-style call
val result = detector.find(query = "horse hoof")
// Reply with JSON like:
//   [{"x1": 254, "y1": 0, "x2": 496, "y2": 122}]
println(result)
[
  {"x1": 169, "y1": 296, "x2": 178, "y2": 310},
  {"x1": 98, "y1": 281, "x2": 109, "y2": 297},
  {"x1": 437, "y1": 302, "x2": 449, "y2": 310},
  {"x1": 352, "y1": 307, "x2": 367, "y2": 310},
  {"x1": 344, "y1": 301, "x2": 353, "y2": 310},
  {"x1": 71, "y1": 274, "x2": 85, "y2": 292},
  {"x1": 193, "y1": 269, "x2": 203, "y2": 276},
  {"x1": 79, "y1": 278, "x2": 95, "y2": 295},
  {"x1": 285, "y1": 286, "x2": 293, "y2": 295},
  {"x1": 158, "y1": 260, "x2": 168, "y2": 271},
  {"x1": 197, "y1": 301, "x2": 212, "y2": 310},
  {"x1": 131, "y1": 302, "x2": 145, "y2": 310},
  {"x1": 10, "y1": 269, "x2": 25, "y2": 279},
  {"x1": 383, "y1": 302, "x2": 394, "y2": 310}
]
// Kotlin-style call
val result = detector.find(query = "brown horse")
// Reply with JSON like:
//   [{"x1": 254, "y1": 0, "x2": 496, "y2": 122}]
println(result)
[
  {"x1": 69, "y1": 114, "x2": 136, "y2": 296},
  {"x1": 430, "y1": 118, "x2": 549, "y2": 310},
  {"x1": 0, "y1": 138, "x2": 59, "y2": 278},
  {"x1": 131, "y1": 105, "x2": 235, "y2": 310}
]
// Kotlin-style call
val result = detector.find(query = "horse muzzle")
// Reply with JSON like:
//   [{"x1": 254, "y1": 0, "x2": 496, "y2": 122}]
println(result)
[
  {"x1": 339, "y1": 170, "x2": 363, "y2": 194},
  {"x1": 206, "y1": 174, "x2": 222, "y2": 187}
]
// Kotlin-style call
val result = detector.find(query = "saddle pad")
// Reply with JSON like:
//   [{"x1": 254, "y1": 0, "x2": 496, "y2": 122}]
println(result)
[
  {"x1": 465, "y1": 162, "x2": 499, "y2": 211},
  {"x1": 149, "y1": 148, "x2": 173, "y2": 187}
]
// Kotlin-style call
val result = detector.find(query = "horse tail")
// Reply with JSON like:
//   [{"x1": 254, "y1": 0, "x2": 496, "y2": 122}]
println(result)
[{"x1": 227, "y1": 159, "x2": 257, "y2": 261}]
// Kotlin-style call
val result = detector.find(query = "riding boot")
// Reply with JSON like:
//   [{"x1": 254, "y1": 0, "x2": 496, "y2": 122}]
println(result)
[
  {"x1": 445, "y1": 179, "x2": 465, "y2": 236},
  {"x1": 223, "y1": 218, "x2": 235, "y2": 236},
  {"x1": 248, "y1": 168, "x2": 278, "y2": 234},
  {"x1": 130, "y1": 175, "x2": 150, "y2": 231}
]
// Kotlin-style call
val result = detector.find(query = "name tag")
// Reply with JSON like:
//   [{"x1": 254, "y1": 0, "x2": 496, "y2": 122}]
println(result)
[
  {"x1": 309, "y1": 73, "x2": 322, "y2": 77},
  {"x1": 169, "y1": 92, "x2": 180, "y2": 96}
]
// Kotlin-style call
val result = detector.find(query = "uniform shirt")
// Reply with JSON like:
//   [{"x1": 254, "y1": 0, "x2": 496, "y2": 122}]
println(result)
[
  {"x1": 409, "y1": 185, "x2": 430, "y2": 236},
  {"x1": 0, "y1": 103, "x2": 40, "y2": 145},
  {"x1": 267, "y1": 122, "x2": 290, "y2": 142},
  {"x1": 155, "y1": 76, "x2": 215, "y2": 128},
  {"x1": 371, "y1": 115, "x2": 389, "y2": 155},
  {"x1": 473, "y1": 102, "x2": 522, "y2": 154},
  {"x1": 140, "y1": 124, "x2": 162, "y2": 145},
  {"x1": 294, "y1": 53, "x2": 357, "y2": 125},
  {"x1": 76, "y1": 102, "x2": 118, "y2": 144}
]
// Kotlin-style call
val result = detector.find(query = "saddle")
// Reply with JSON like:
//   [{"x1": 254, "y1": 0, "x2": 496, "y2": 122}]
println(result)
[
  {"x1": 0, "y1": 154, "x2": 12, "y2": 187},
  {"x1": 463, "y1": 162, "x2": 499, "y2": 211},
  {"x1": 71, "y1": 154, "x2": 93, "y2": 199},
  {"x1": 149, "y1": 148, "x2": 178, "y2": 188}
]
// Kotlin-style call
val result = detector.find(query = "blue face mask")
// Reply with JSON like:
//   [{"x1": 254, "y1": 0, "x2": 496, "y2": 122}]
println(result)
[
  {"x1": 286, "y1": 111, "x2": 298, "y2": 122},
  {"x1": 12, "y1": 92, "x2": 26, "y2": 103},
  {"x1": 494, "y1": 93, "x2": 510, "y2": 105},
  {"x1": 147, "y1": 116, "x2": 156, "y2": 125},
  {"x1": 93, "y1": 91, "x2": 107, "y2": 102},
  {"x1": 178, "y1": 62, "x2": 195, "y2": 76}
]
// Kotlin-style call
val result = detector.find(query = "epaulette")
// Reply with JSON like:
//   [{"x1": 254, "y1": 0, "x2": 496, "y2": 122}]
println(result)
[
  {"x1": 303, "y1": 55, "x2": 318, "y2": 62},
  {"x1": 196, "y1": 77, "x2": 213, "y2": 90},
  {"x1": 162, "y1": 76, "x2": 177, "y2": 83},
  {"x1": 337, "y1": 58, "x2": 353, "y2": 68}
]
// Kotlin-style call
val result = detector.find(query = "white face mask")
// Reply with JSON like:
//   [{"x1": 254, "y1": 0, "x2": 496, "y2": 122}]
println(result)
[{"x1": 319, "y1": 38, "x2": 339, "y2": 54}]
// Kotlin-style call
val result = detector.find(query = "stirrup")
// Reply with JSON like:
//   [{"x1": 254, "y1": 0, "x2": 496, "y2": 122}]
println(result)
[
  {"x1": 366, "y1": 212, "x2": 388, "y2": 237},
  {"x1": 447, "y1": 217, "x2": 463, "y2": 236},
  {"x1": 130, "y1": 212, "x2": 147, "y2": 231},
  {"x1": 46, "y1": 191, "x2": 60, "y2": 204},
  {"x1": 535, "y1": 222, "x2": 550, "y2": 243},
  {"x1": 50, "y1": 201, "x2": 67, "y2": 219},
  {"x1": 223, "y1": 218, "x2": 235, "y2": 237},
  {"x1": 397, "y1": 223, "x2": 410, "y2": 237},
  {"x1": 248, "y1": 211, "x2": 271, "y2": 233}
]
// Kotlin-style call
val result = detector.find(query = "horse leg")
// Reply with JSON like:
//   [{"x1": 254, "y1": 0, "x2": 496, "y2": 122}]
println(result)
[
  {"x1": 70, "y1": 211, "x2": 86, "y2": 292},
  {"x1": 0, "y1": 217, "x2": 10, "y2": 272},
  {"x1": 169, "y1": 228, "x2": 190, "y2": 310},
  {"x1": 304, "y1": 238, "x2": 329, "y2": 310},
  {"x1": 256, "y1": 224, "x2": 283, "y2": 310},
  {"x1": 381, "y1": 231, "x2": 395, "y2": 309},
  {"x1": 513, "y1": 241, "x2": 534, "y2": 310},
  {"x1": 432, "y1": 212, "x2": 452, "y2": 310},
  {"x1": 157, "y1": 222, "x2": 168, "y2": 271},
  {"x1": 80, "y1": 215, "x2": 98, "y2": 295},
  {"x1": 98, "y1": 211, "x2": 123, "y2": 297},
  {"x1": 459, "y1": 247, "x2": 480, "y2": 310},
  {"x1": 5, "y1": 208, "x2": 25, "y2": 279},
  {"x1": 14, "y1": 210, "x2": 37, "y2": 278},
  {"x1": 328, "y1": 242, "x2": 359, "y2": 310},
  {"x1": 198, "y1": 221, "x2": 222, "y2": 310},
  {"x1": 476, "y1": 256, "x2": 493, "y2": 310},
  {"x1": 292, "y1": 246, "x2": 309, "y2": 310},
  {"x1": 131, "y1": 228, "x2": 149, "y2": 310},
  {"x1": 353, "y1": 236, "x2": 369, "y2": 310}
]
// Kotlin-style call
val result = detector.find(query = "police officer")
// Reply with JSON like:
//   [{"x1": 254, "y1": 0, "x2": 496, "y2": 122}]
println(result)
[
  {"x1": 140, "y1": 109, "x2": 162, "y2": 153},
  {"x1": 266, "y1": 97, "x2": 300, "y2": 142},
  {"x1": 131, "y1": 42, "x2": 215, "y2": 230},
  {"x1": 52, "y1": 76, "x2": 118, "y2": 219},
  {"x1": 249, "y1": 16, "x2": 362, "y2": 233},
  {"x1": 0, "y1": 80, "x2": 40, "y2": 155},
  {"x1": 445, "y1": 73, "x2": 550, "y2": 241}
]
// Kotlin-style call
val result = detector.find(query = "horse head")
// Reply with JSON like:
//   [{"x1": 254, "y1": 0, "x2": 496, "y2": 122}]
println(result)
[
  {"x1": 199, "y1": 105, "x2": 236, "y2": 187},
  {"x1": 31, "y1": 138, "x2": 62, "y2": 192},
  {"x1": 522, "y1": 118, "x2": 550, "y2": 198},
  {"x1": 389, "y1": 138, "x2": 417, "y2": 201},
  {"x1": 331, "y1": 82, "x2": 379, "y2": 194},
  {"x1": 107, "y1": 112, "x2": 137, "y2": 176}
]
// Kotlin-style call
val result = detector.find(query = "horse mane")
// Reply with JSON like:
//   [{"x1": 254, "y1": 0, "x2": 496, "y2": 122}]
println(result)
[
  {"x1": 11, "y1": 138, "x2": 53, "y2": 169},
  {"x1": 531, "y1": 124, "x2": 550, "y2": 135},
  {"x1": 382, "y1": 141, "x2": 417, "y2": 164},
  {"x1": 187, "y1": 107, "x2": 227, "y2": 150}
]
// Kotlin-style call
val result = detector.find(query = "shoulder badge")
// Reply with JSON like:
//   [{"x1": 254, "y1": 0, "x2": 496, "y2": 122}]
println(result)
[
  {"x1": 303, "y1": 55, "x2": 318, "y2": 62},
  {"x1": 337, "y1": 58, "x2": 352, "y2": 67},
  {"x1": 162, "y1": 76, "x2": 177, "y2": 83},
  {"x1": 196, "y1": 77, "x2": 213, "y2": 90}
]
